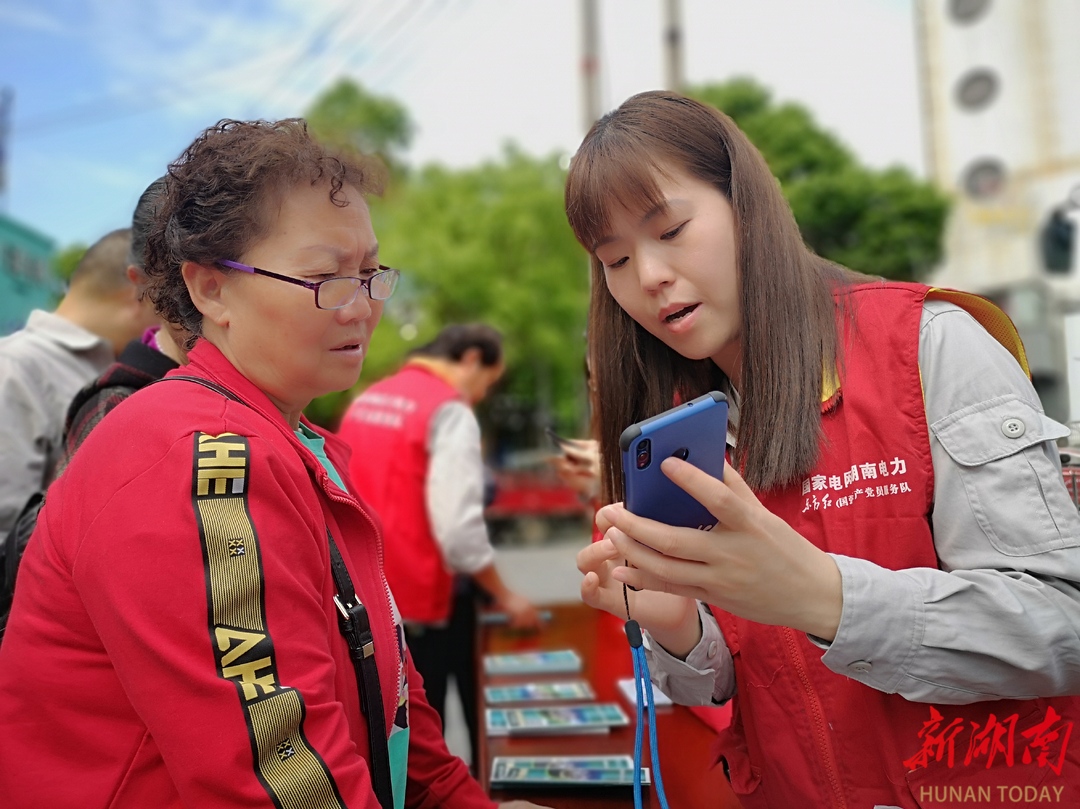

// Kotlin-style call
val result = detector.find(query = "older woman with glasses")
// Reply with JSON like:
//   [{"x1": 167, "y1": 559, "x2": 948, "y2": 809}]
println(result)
[{"x1": 0, "y1": 119, "x2": 544, "y2": 809}]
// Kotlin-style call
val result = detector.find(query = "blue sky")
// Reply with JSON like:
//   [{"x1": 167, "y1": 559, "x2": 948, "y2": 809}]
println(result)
[{"x1": 1, "y1": 0, "x2": 920, "y2": 251}]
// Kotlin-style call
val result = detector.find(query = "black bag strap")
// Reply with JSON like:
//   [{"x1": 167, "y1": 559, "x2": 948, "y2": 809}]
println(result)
[
  {"x1": 157, "y1": 374, "x2": 394, "y2": 809},
  {"x1": 328, "y1": 531, "x2": 394, "y2": 809},
  {"x1": 1, "y1": 491, "x2": 46, "y2": 640},
  {"x1": 156, "y1": 374, "x2": 244, "y2": 403}
]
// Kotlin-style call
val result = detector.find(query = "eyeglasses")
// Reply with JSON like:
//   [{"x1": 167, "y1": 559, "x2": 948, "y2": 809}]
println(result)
[{"x1": 216, "y1": 259, "x2": 400, "y2": 309}]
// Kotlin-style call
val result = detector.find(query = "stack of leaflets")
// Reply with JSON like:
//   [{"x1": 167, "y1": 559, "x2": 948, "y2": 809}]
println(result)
[
  {"x1": 482, "y1": 649, "x2": 583, "y2": 676},
  {"x1": 617, "y1": 676, "x2": 673, "y2": 708},
  {"x1": 490, "y1": 755, "x2": 650, "y2": 788},
  {"x1": 486, "y1": 703, "x2": 630, "y2": 736},
  {"x1": 484, "y1": 680, "x2": 595, "y2": 704}
]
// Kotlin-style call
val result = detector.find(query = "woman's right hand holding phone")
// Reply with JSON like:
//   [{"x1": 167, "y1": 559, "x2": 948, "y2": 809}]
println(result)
[{"x1": 577, "y1": 507, "x2": 703, "y2": 659}]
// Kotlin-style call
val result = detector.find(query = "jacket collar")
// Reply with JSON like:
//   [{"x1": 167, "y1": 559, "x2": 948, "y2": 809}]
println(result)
[
  {"x1": 26, "y1": 309, "x2": 111, "y2": 354},
  {"x1": 821, "y1": 365, "x2": 841, "y2": 413},
  {"x1": 401, "y1": 358, "x2": 465, "y2": 400},
  {"x1": 178, "y1": 339, "x2": 291, "y2": 427},
  {"x1": 174, "y1": 339, "x2": 359, "y2": 492}
]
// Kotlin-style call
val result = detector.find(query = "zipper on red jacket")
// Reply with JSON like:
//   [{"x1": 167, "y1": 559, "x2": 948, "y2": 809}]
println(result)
[
  {"x1": 323, "y1": 481, "x2": 400, "y2": 735},
  {"x1": 781, "y1": 627, "x2": 848, "y2": 809}
]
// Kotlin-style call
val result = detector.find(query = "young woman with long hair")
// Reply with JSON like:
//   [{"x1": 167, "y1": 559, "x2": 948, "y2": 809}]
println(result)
[{"x1": 569, "y1": 90, "x2": 1080, "y2": 808}]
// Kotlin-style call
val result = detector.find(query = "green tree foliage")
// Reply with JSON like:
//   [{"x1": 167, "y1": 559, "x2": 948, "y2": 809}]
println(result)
[
  {"x1": 300, "y1": 77, "x2": 948, "y2": 437},
  {"x1": 301, "y1": 83, "x2": 588, "y2": 437},
  {"x1": 302, "y1": 79, "x2": 419, "y2": 428},
  {"x1": 52, "y1": 243, "x2": 87, "y2": 284},
  {"x1": 305, "y1": 78, "x2": 413, "y2": 175},
  {"x1": 688, "y1": 78, "x2": 949, "y2": 281},
  {"x1": 369, "y1": 146, "x2": 590, "y2": 442}
]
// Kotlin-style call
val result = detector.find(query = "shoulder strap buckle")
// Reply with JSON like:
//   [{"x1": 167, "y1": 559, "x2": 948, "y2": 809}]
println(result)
[
  {"x1": 334, "y1": 594, "x2": 376, "y2": 661},
  {"x1": 333, "y1": 594, "x2": 352, "y2": 621}
]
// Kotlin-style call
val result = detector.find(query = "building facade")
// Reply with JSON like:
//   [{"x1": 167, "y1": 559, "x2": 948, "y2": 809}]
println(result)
[
  {"x1": 0, "y1": 212, "x2": 57, "y2": 336},
  {"x1": 915, "y1": 0, "x2": 1080, "y2": 422}
]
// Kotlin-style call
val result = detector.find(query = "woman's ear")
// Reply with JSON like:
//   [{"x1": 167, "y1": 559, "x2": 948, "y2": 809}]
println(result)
[{"x1": 181, "y1": 261, "x2": 230, "y2": 328}]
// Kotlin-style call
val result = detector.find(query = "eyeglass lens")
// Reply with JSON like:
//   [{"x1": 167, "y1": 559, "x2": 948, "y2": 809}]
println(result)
[
  {"x1": 368, "y1": 271, "x2": 398, "y2": 301},
  {"x1": 316, "y1": 272, "x2": 398, "y2": 309}
]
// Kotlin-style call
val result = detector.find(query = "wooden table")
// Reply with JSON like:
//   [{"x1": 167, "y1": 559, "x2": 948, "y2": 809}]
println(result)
[{"x1": 478, "y1": 603, "x2": 744, "y2": 808}]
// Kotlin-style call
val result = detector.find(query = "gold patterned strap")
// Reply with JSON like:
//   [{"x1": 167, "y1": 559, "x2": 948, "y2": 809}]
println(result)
[{"x1": 193, "y1": 431, "x2": 345, "y2": 809}]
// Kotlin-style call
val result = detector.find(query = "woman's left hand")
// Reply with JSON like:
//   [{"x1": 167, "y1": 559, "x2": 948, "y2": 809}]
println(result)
[
  {"x1": 549, "y1": 438, "x2": 600, "y2": 498},
  {"x1": 600, "y1": 458, "x2": 844, "y2": 641}
]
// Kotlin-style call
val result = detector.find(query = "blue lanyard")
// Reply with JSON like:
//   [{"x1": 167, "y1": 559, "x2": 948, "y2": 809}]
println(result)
[{"x1": 625, "y1": 619, "x2": 670, "y2": 809}]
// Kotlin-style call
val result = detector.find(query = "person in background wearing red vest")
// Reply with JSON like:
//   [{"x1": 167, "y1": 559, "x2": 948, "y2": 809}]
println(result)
[
  {"x1": 338, "y1": 323, "x2": 542, "y2": 767},
  {"x1": 570, "y1": 91, "x2": 1080, "y2": 808}
]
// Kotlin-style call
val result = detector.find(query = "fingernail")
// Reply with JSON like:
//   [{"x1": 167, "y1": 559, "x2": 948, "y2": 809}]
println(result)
[
  {"x1": 613, "y1": 563, "x2": 640, "y2": 591},
  {"x1": 612, "y1": 570, "x2": 639, "y2": 591}
]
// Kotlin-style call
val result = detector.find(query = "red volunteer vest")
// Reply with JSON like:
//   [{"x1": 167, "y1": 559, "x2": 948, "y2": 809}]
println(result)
[
  {"x1": 338, "y1": 364, "x2": 462, "y2": 624},
  {"x1": 712, "y1": 282, "x2": 1080, "y2": 808}
]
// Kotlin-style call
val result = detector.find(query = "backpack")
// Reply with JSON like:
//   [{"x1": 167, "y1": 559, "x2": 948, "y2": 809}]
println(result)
[{"x1": 0, "y1": 491, "x2": 45, "y2": 644}]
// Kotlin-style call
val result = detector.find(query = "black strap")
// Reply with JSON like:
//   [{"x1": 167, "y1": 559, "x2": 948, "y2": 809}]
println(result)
[
  {"x1": 1, "y1": 491, "x2": 46, "y2": 639},
  {"x1": 328, "y1": 531, "x2": 394, "y2": 809},
  {"x1": 154, "y1": 374, "x2": 244, "y2": 403},
  {"x1": 157, "y1": 374, "x2": 394, "y2": 809}
]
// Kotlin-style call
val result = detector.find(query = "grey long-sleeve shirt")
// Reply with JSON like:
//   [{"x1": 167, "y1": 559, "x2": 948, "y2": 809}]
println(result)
[
  {"x1": 0, "y1": 310, "x2": 112, "y2": 534},
  {"x1": 646, "y1": 299, "x2": 1080, "y2": 706}
]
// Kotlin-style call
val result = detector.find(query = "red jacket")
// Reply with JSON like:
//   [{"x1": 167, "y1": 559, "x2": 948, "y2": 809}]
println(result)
[
  {"x1": 338, "y1": 364, "x2": 462, "y2": 624},
  {"x1": 711, "y1": 282, "x2": 1080, "y2": 808},
  {"x1": 0, "y1": 341, "x2": 493, "y2": 809}
]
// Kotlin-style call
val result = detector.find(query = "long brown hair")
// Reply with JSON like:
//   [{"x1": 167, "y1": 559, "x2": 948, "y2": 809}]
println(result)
[{"x1": 566, "y1": 91, "x2": 861, "y2": 496}]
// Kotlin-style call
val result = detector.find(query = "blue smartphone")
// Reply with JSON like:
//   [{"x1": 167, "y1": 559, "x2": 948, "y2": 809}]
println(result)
[{"x1": 619, "y1": 391, "x2": 728, "y2": 530}]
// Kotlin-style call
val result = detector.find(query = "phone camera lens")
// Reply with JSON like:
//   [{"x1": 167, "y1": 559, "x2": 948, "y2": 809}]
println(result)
[
  {"x1": 635, "y1": 439, "x2": 651, "y2": 470},
  {"x1": 673, "y1": 447, "x2": 690, "y2": 461}
]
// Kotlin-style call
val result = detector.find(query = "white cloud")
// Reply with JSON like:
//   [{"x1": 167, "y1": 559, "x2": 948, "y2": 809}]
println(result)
[
  {"x1": 671, "y1": 0, "x2": 922, "y2": 173},
  {"x1": 375, "y1": 1, "x2": 584, "y2": 167},
  {"x1": 68, "y1": 0, "x2": 357, "y2": 122},
  {"x1": 333, "y1": 0, "x2": 924, "y2": 174}
]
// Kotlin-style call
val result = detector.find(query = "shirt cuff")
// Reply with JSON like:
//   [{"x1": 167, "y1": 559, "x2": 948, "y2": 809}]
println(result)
[
  {"x1": 818, "y1": 553, "x2": 925, "y2": 693},
  {"x1": 643, "y1": 602, "x2": 734, "y2": 705}
]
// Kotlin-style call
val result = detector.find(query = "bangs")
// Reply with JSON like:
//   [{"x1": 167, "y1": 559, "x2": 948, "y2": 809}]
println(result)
[{"x1": 565, "y1": 131, "x2": 673, "y2": 253}]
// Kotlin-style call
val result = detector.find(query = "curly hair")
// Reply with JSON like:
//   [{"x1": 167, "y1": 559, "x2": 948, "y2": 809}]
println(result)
[{"x1": 143, "y1": 118, "x2": 385, "y2": 348}]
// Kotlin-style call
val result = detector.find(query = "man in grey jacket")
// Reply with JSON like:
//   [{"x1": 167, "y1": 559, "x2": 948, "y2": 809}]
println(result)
[{"x1": 0, "y1": 228, "x2": 156, "y2": 534}]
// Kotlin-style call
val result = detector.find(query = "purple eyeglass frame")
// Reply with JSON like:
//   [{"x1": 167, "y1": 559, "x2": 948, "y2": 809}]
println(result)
[{"x1": 216, "y1": 259, "x2": 399, "y2": 307}]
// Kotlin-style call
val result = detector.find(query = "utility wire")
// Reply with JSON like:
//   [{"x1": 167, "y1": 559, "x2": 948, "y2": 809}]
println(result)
[
  {"x1": 11, "y1": 0, "x2": 387, "y2": 137},
  {"x1": 292, "y1": 0, "x2": 433, "y2": 98},
  {"x1": 10, "y1": 0, "x2": 466, "y2": 141},
  {"x1": 252, "y1": 0, "x2": 380, "y2": 111},
  {"x1": 361, "y1": 0, "x2": 459, "y2": 90},
  {"x1": 13, "y1": 47, "x2": 298, "y2": 137}
]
